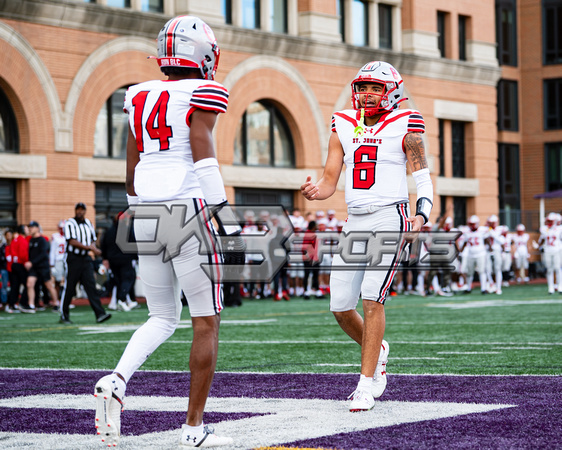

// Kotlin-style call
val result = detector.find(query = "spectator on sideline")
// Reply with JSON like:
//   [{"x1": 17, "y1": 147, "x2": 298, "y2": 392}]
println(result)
[
  {"x1": 23, "y1": 221, "x2": 60, "y2": 313},
  {"x1": 8, "y1": 225, "x2": 29, "y2": 312},
  {"x1": 101, "y1": 211, "x2": 138, "y2": 312},
  {"x1": 59, "y1": 202, "x2": 111, "y2": 324},
  {"x1": 0, "y1": 230, "x2": 9, "y2": 310},
  {"x1": 3, "y1": 229, "x2": 15, "y2": 313}
]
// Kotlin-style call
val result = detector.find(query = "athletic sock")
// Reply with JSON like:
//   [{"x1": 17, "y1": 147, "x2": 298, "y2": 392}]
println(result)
[{"x1": 358, "y1": 374, "x2": 373, "y2": 391}]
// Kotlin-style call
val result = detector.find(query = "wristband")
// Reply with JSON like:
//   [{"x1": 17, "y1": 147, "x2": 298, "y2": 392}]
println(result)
[{"x1": 415, "y1": 197, "x2": 433, "y2": 224}]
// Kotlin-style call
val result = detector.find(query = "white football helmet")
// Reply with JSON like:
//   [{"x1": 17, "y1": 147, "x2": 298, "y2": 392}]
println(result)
[
  {"x1": 468, "y1": 215, "x2": 480, "y2": 231},
  {"x1": 351, "y1": 61, "x2": 406, "y2": 116},
  {"x1": 545, "y1": 212, "x2": 557, "y2": 227},
  {"x1": 156, "y1": 15, "x2": 220, "y2": 80}
]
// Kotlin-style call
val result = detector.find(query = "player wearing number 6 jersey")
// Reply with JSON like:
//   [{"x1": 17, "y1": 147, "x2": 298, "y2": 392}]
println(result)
[
  {"x1": 301, "y1": 61, "x2": 433, "y2": 412},
  {"x1": 94, "y1": 16, "x2": 238, "y2": 448}
]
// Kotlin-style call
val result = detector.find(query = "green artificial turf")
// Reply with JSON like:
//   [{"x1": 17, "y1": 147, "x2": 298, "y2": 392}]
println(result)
[{"x1": 0, "y1": 283, "x2": 560, "y2": 375}]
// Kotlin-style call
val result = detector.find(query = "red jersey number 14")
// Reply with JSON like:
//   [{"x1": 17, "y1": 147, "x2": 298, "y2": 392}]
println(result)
[{"x1": 132, "y1": 91, "x2": 173, "y2": 152}]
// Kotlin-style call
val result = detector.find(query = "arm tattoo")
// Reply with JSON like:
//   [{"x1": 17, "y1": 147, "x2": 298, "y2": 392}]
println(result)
[{"x1": 404, "y1": 132, "x2": 428, "y2": 172}]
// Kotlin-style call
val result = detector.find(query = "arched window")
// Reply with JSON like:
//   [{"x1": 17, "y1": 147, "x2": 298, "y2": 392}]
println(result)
[
  {"x1": 234, "y1": 101, "x2": 294, "y2": 168},
  {"x1": 0, "y1": 88, "x2": 20, "y2": 153},
  {"x1": 94, "y1": 87, "x2": 129, "y2": 159}
]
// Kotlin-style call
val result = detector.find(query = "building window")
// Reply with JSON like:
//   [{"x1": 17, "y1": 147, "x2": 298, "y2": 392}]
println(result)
[
  {"x1": 437, "y1": 11, "x2": 447, "y2": 58},
  {"x1": 440, "y1": 195, "x2": 447, "y2": 217},
  {"x1": 94, "y1": 87, "x2": 129, "y2": 159},
  {"x1": 242, "y1": 0, "x2": 260, "y2": 29},
  {"x1": 543, "y1": 0, "x2": 562, "y2": 64},
  {"x1": 235, "y1": 188, "x2": 294, "y2": 212},
  {"x1": 544, "y1": 79, "x2": 562, "y2": 130},
  {"x1": 378, "y1": 3, "x2": 393, "y2": 50},
  {"x1": 271, "y1": 0, "x2": 288, "y2": 33},
  {"x1": 451, "y1": 121, "x2": 465, "y2": 178},
  {"x1": 438, "y1": 119, "x2": 445, "y2": 176},
  {"x1": 222, "y1": 0, "x2": 232, "y2": 24},
  {"x1": 95, "y1": 183, "x2": 128, "y2": 230},
  {"x1": 0, "y1": 179, "x2": 17, "y2": 229},
  {"x1": 545, "y1": 143, "x2": 562, "y2": 192},
  {"x1": 0, "y1": 88, "x2": 19, "y2": 154},
  {"x1": 458, "y1": 15, "x2": 468, "y2": 61},
  {"x1": 106, "y1": 0, "x2": 131, "y2": 7},
  {"x1": 352, "y1": 0, "x2": 369, "y2": 46},
  {"x1": 140, "y1": 0, "x2": 162, "y2": 12},
  {"x1": 498, "y1": 79, "x2": 519, "y2": 131},
  {"x1": 234, "y1": 101, "x2": 294, "y2": 168},
  {"x1": 496, "y1": 0, "x2": 517, "y2": 66},
  {"x1": 498, "y1": 143, "x2": 520, "y2": 229},
  {"x1": 453, "y1": 197, "x2": 467, "y2": 228},
  {"x1": 338, "y1": 0, "x2": 345, "y2": 43}
]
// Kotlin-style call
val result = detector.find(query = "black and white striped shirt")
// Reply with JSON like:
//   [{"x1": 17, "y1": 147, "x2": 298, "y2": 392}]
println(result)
[{"x1": 64, "y1": 217, "x2": 97, "y2": 256}]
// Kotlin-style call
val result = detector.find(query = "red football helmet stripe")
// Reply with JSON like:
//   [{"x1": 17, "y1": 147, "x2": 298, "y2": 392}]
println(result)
[{"x1": 165, "y1": 17, "x2": 182, "y2": 58}]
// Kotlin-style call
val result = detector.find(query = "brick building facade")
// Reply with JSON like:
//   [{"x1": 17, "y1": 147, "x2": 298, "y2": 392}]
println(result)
[{"x1": 0, "y1": 0, "x2": 559, "y2": 236}]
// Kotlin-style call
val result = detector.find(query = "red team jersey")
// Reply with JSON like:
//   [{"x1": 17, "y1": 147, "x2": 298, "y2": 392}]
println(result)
[
  {"x1": 124, "y1": 79, "x2": 229, "y2": 202},
  {"x1": 331, "y1": 109, "x2": 425, "y2": 208}
]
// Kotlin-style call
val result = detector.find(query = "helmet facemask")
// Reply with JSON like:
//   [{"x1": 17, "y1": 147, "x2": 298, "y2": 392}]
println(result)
[{"x1": 351, "y1": 81, "x2": 399, "y2": 117}]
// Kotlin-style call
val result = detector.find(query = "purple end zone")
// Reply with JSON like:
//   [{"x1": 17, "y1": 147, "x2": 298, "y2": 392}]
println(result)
[{"x1": 0, "y1": 370, "x2": 560, "y2": 448}]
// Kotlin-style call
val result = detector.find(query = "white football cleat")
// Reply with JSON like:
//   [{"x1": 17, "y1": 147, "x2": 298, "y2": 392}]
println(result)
[
  {"x1": 116, "y1": 300, "x2": 131, "y2": 312},
  {"x1": 179, "y1": 424, "x2": 234, "y2": 448},
  {"x1": 348, "y1": 389, "x2": 375, "y2": 412},
  {"x1": 372, "y1": 340, "x2": 389, "y2": 398},
  {"x1": 94, "y1": 375, "x2": 125, "y2": 447}
]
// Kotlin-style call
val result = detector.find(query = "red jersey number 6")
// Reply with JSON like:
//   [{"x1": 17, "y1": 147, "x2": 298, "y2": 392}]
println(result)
[{"x1": 353, "y1": 146, "x2": 378, "y2": 189}]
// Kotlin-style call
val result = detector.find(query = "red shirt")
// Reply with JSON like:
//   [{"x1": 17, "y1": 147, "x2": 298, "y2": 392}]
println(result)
[
  {"x1": 11, "y1": 235, "x2": 29, "y2": 265},
  {"x1": 5, "y1": 243, "x2": 12, "y2": 272}
]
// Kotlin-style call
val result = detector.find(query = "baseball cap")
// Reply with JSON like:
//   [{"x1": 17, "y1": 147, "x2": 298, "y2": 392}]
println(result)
[
  {"x1": 75, "y1": 202, "x2": 87, "y2": 210},
  {"x1": 28, "y1": 220, "x2": 40, "y2": 228}
]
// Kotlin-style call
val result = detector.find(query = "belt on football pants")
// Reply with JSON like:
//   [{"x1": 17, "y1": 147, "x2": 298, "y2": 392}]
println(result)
[{"x1": 347, "y1": 202, "x2": 408, "y2": 215}]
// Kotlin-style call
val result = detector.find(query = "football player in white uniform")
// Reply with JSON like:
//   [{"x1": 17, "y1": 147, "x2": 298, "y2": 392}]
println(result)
[
  {"x1": 301, "y1": 61, "x2": 433, "y2": 412},
  {"x1": 94, "y1": 16, "x2": 239, "y2": 448},
  {"x1": 49, "y1": 220, "x2": 66, "y2": 302},
  {"x1": 512, "y1": 224, "x2": 530, "y2": 283},
  {"x1": 498, "y1": 225, "x2": 512, "y2": 286},
  {"x1": 538, "y1": 213, "x2": 562, "y2": 294},
  {"x1": 484, "y1": 215, "x2": 503, "y2": 294},
  {"x1": 458, "y1": 215, "x2": 488, "y2": 294}
]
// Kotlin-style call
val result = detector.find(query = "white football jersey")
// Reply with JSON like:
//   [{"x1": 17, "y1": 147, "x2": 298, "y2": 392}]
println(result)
[
  {"x1": 331, "y1": 108, "x2": 425, "y2": 208},
  {"x1": 540, "y1": 226, "x2": 561, "y2": 253},
  {"x1": 124, "y1": 79, "x2": 229, "y2": 202},
  {"x1": 460, "y1": 226, "x2": 488, "y2": 257},
  {"x1": 49, "y1": 232, "x2": 66, "y2": 265},
  {"x1": 512, "y1": 233, "x2": 529, "y2": 257},
  {"x1": 485, "y1": 226, "x2": 502, "y2": 252}
]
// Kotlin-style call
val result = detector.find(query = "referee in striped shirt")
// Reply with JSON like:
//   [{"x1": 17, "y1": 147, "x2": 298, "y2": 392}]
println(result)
[{"x1": 59, "y1": 202, "x2": 111, "y2": 324}]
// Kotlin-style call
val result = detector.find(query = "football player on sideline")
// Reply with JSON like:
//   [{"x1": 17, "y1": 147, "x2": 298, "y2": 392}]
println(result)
[
  {"x1": 301, "y1": 61, "x2": 433, "y2": 412},
  {"x1": 94, "y1": 16, "x2": 241, "y2": 448}
]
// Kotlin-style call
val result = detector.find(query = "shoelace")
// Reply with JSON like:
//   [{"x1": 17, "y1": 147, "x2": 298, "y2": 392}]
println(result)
[{"x1": 347, "y1": 389, "x2": 370, "y2": 401}]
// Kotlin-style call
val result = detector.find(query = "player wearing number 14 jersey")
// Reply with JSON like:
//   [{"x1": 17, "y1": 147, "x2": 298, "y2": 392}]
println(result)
[
  {"x1": 94, "y1": 15, "x2": 237, "y2": 448},
  {"x1": 301, "y1": 61, "x2": 434, "y2": 412}
]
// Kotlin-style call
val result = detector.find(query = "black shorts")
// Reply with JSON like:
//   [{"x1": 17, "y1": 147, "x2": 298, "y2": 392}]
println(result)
[{"x1": 29, "y1": 266, "x2": 51, "y2": 284}]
